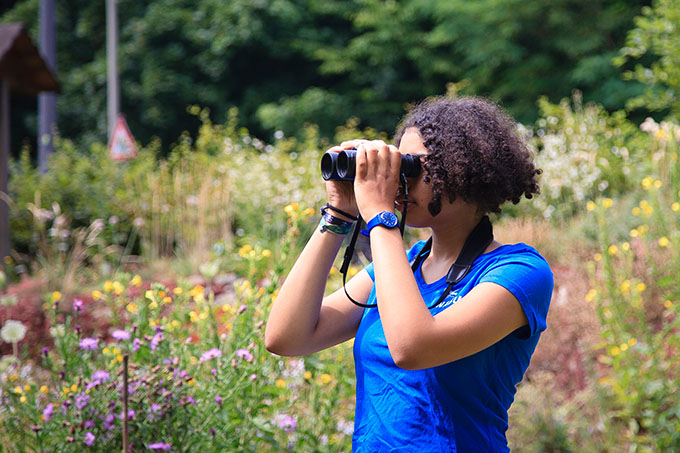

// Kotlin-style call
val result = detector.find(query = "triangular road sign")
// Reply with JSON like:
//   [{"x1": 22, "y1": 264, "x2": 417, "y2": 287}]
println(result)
[{"x1": 108, "y1": 115, "x2": 138, "y2": 161}]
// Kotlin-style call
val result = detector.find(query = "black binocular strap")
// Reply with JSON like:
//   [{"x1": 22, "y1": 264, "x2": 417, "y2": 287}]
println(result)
[{"x1": 342, "y1": 211, "x2": 494, "y2": 310}]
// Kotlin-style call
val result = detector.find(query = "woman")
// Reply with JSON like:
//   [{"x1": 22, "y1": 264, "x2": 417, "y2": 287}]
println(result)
[{"x1": 265, "y1": 96, "x2": 553, "y2": 452}]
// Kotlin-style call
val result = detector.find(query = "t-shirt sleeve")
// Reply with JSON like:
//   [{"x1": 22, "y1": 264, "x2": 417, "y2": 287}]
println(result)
[{"x1": 479, "y1": 250, "x2": 554, "y2": 339}]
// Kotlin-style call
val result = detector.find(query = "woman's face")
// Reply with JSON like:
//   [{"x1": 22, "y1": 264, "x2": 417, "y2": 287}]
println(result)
[
  {"x1": 397, "y1": 127, "x2": 479, "y2": 228},
  {"x1": 396, "y1": 128, "x2": 434, "y2": 225}
]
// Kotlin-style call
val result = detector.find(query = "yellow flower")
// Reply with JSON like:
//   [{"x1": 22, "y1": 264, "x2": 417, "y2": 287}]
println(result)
[
  {"x1": 149, "y1": 301, "x2": 158, "y2": 310},
  {"x1": 113, "y1": 281, "x2": 124, "y2": 295},
  {"x1": 641, "y1": 177, "x2": 653, "y2": 190},
  {"x1": 628, "y1": 338, "x2": 637, "y2": 347},
  {"x1": 630, "y1": 229, "x2": 639, "y2": 238},
  {"x1": 261, "y1": 249, "x2": 271, "y2": 258},
  {"x1": 654, "y1": 179, "x2": 662, "y2": 189},
  {"x1": 320, "y1": 373, "x2": 332, "y2": 384},
  {"x1": 40, "y1": 385, "x2": 48, "y2": 394},
  {"x1": 621, "y1": 280, "x2": 630, "y2": 294},
  {"x1": 584, "y1": 289, "x2": 597, "y2": 303},
  {"x1": 187, "y1": 379, "x2": 195, "y2": 386},
  {"x1": 593, "y1": 253, "x2": 602, "y2": 262},
  {"x1": 19, "y1": 396, "x2": 27, "y2": 403},
  {"x1": 162, "y1": 296, "x2": 172, "y2": 305},
  {"x1": 608, "y1": 245, "x2": 618, "y2": 255},
  {"x1": 52, "y1": 291, "x2": 62, "y2": 302},
  {"x1": 173, "y1": 287, "x2": 182, "y2": 295},
  {"x1": 189, "y1": 285, "x2": 205, "y2": 299},
  {"x1": 171, "y1": 320, "x2": 181, "y2": 329},
  {"x1": 304, "y1": 371, "x2": 312, "y2": 380},
  {"x1": 673, "y1": 202, "x2": 680, "y2": 212},
  {"x1": 620, "y1": 343, "x2": 628, "y2": 352},
  {"x1": 62, "y1": 386, "x2": 70, "y2": 395},
  {"x1": 586, "y1": 201, "x2": 596, "y2": 211},
  {"x1": 621, "y1": 242, "x2": 630, "y2": 251},
  {"x1": 149, "y1": 319, "x2": 158, "y2": 327},
  {"x1": 238, "y1": 245, "x2": 252, "y2": 258},
  {"x1": 131, "y1": 275, "x2": 142, "y2": 287},
  {"x1": 664, "y1": 300, "x2": 673, "y2": 309},
  {"x1": 71, "y1": 384, "x2": 78, "y2": 392},
  {"x1": 13, "y1": 386, "x2": 22, "y2": 394},
  {"x1": 23, "y1": 384, "x2": 31, "y2": 392},
  {"x1": 116, "y1": 355, "x2": 123, "y2": 363},
  {"x1": 145, "y1": 290, "x2": 155, "y2": 300},
  {"x1": 276, "y1": 379, "x2": 286, "y2": 388},
  {"x1": 104, "y1": 280, "x2": 114, "y2": 292},
  {"x1": 636, "y1": 282, "x2": 647, "y2": 292},
  {"x1": 658, "y1": 237, "x2": 670, "y2": 248},
  {"x1": 92, "y1": 290, "x2": 103, "y2": 301},
  {"x1": 302, "y1": 207, "x2": 315, "y2": 217},
  {"x1": 609, "y1": 346, "x2": 620, "y2": 356},
  {"x1": 126, "y1": 302, "x2": 138, "y2": 313},
  {"x1": 602, "y1": 198, "x2": 613, "y2": 209}
]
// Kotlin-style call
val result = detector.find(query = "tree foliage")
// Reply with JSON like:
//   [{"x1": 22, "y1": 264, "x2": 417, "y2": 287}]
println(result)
[
  {"x1": 1, "y1": 0, "x2": 648, "y2": 152},
  {"x1": 616, "y1": 0, "x2": 680, "y2": 118}
]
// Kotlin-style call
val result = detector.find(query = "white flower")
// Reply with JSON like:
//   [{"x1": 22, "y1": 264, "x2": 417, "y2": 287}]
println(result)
[{"x1": 1, "y1": 320, "x2": 27, "y2": 343}]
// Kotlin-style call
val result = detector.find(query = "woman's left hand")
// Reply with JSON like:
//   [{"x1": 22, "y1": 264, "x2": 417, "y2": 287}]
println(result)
[{"x1": 353, "y1": 140, "x2": 403, "y2": 221}]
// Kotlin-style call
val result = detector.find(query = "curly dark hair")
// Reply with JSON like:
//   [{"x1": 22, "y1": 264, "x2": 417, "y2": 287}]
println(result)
[{"x1": 394, "y1": 96, "x2": 541, "y2": 216}]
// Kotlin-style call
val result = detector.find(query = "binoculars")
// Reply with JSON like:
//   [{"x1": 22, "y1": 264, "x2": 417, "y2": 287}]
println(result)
[{"x1": 321, "y1": 149, "x2": 422, "y2": 181}]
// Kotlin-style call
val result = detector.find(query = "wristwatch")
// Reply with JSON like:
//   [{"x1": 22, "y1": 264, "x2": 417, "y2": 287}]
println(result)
[{"x1": 365, "y1": 211, "x2": 399, "y2": 234}]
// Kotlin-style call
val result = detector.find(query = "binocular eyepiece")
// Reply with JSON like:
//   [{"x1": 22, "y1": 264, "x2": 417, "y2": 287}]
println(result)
[{"x1": 321, "y1": 149, "x2": 422, "y2": 181}]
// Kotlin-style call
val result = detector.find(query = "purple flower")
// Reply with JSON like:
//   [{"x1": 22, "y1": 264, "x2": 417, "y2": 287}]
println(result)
[
  {"x1": 42, "y1": 403, "x2": 54, "y2": 422},
  {"x1": 200, "y1": 348, "x2": 222, "y2": 362},
  {"x1": 275, "y1": 414, "x2": 297, "y2": 432},
  {"x1": 132, "y1": 338, "x2": 141, "y2": 351},
  {"x1": 84, "y1": 419, "x2": 95, "y2": 429},
  {"x1": 148, "y1": 443, "x2": 172, "y2": 451},
  {"x1": 78, "y1": 337, "x2": 99, "y2": 351},
  {"x1": 235, "y1": 348, "x2": 253, "y2": 362},
  {"x1": 91, "y1": 370, "x2": 110, "y2": 384},
  {"x1": 84, "y1": 431, "x2": 95, "y2": 446},
  {"x1": 214, "y1": 396, "x2": 222, "y2": 406},
  {"x1": 119, "y1": 409, "x2": 135, "y2": 420},
  {"x1": 102, "y1": 413, "x2": 115, "y2": 431},
  {"x1": 75, "y1": 392, "x2": 90, "y2": 410},
  {"x1": 111, "y1": 329, "x2": 130, "y2": 341},
  {"x1": 150, "y1": 332, "x2": 163, "y2": 350},
  {"x1": 187, "y1": 396, "x2": 196, "y2": 405},
  {"x1": 238, "y1": 304, "x2": 247, "y2": 314},
  {"x1": 42, "y1": 347, "x2": 50, "y2": 357},
  {"x1": 72, "y1": 299, "x2": 83, "y2": 312}
]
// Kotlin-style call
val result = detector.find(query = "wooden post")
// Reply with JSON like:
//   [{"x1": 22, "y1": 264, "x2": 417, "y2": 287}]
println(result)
[
  {"x1": 0, "y1": 78, "x2": 10, "y2": 270},
  {"x1": 107, "y1": 0, "x2": 119, "y2": 141},
  {"x1": 122, "y1": 354, "x2": 129, "y2": 452}
]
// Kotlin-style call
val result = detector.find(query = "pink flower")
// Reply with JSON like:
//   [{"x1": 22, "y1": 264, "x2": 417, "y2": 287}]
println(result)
[
  {"x1": 84, "y1": 432, "x2": 95, "y2": 446},
  {"x1": 200, "y1": 348, "x2": 222, "y2": 362},
  {"x1": 72, "y1": 299, "x2": 83, "y2": 312},
  {"x1": 236, "y1": 348, "x2": 253, "y2": 362},
  {"x1": 112, "y1": 329, "x2": 130, "y2": 341},
  {"x1": 42, "y1": 404, "x2": 54, "y2": 422},
  {"x1": 148, "y1": 442, "x2": 172, "y2": 450},
  {"x1": 78, "y1": 337, "x2": 99, "y2": 351}
]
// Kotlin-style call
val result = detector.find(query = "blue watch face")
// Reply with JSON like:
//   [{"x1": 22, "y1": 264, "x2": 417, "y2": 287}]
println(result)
[{"x1": 379, "y1": 211, "x2": 399, "y2": 228}]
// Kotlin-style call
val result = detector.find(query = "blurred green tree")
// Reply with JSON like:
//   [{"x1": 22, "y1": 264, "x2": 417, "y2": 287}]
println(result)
[{"x1": 2, "y1": 0, "x2": 647, "y2": 151}]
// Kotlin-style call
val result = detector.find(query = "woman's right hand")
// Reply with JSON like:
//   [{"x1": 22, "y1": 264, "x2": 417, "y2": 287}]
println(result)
[{"x1": 324, "y1": 140, "x2": 368, "y2": 219}]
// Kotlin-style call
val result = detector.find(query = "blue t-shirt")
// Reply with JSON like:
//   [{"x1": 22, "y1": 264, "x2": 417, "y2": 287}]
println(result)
[{"x1": 352, "y1": 241, "x2": 554, "y2": 452}]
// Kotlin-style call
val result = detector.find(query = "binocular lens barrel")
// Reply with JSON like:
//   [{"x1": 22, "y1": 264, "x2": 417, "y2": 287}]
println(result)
[{"x1": 321, "y1": 149, "x2": 422, "y2": 181}]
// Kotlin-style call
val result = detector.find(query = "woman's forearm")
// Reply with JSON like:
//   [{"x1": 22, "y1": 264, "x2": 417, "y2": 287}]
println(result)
[{"x1": 264, "y1": 227, "x2": 345, "y2": 355}]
